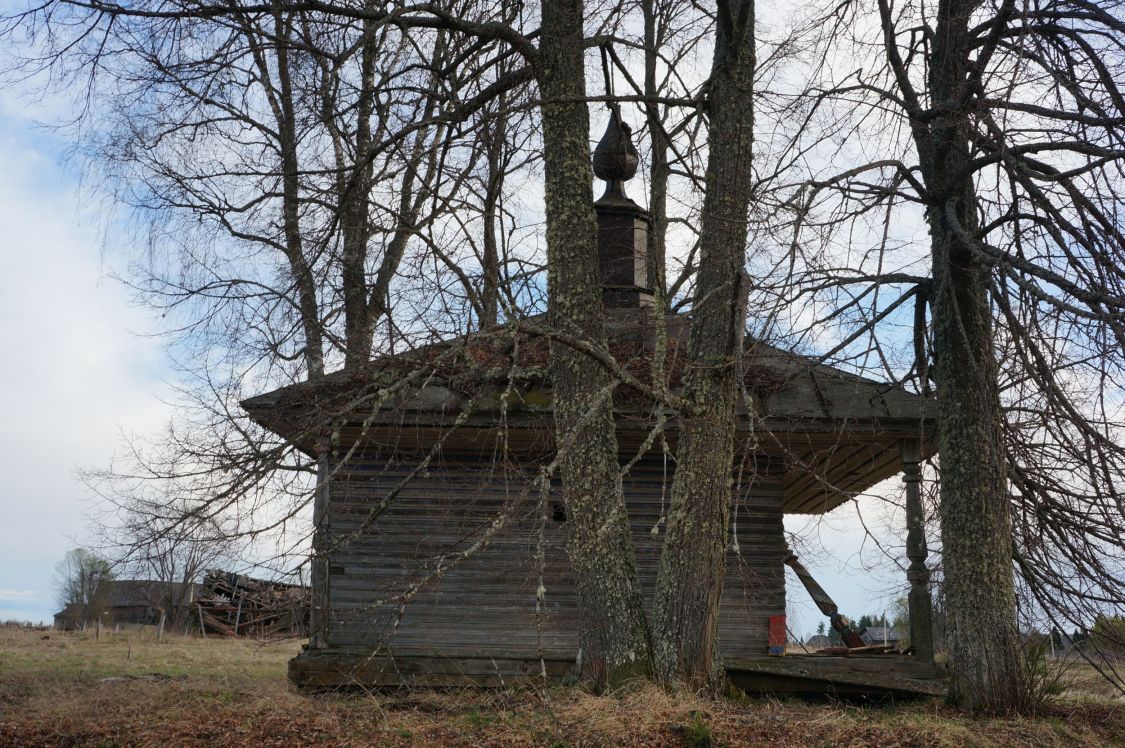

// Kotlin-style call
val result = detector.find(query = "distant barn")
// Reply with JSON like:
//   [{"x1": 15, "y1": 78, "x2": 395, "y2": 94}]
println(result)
[
  {"x1": 53, "y1": 580, "x2": 199, "y2": 631},
  {"x1": 861, "y1": 626, "x2": 907, "y2": 647},
  {"x1": 244, "y1": 118, "x2": 942, "y2": 695},
  {"x1": 804, "y1": 634, "x2": 833, "y2": 651}
]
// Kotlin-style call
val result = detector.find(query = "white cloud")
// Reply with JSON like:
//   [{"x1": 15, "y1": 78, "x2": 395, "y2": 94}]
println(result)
[
  {"x1": 0, "y1": 588, "x2": 43, "y2": 602},
  {"x1": 0, "y1": 117, "x2": 174, "y2": 625}
]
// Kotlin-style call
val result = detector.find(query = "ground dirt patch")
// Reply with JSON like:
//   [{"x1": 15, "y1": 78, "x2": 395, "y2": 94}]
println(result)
[{"x1": 1, "y1": 629, "x2": 1121, "y2": 746}]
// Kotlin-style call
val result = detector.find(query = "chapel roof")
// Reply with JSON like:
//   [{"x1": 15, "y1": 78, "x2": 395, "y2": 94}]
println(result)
[{"x1": 242, "y1": 312, "x2": 936, "y2": 514}]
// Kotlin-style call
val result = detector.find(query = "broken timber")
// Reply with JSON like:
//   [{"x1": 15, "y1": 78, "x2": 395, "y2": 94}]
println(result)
[
  {"x1": 726, "y1": 654, "x2": 947, "y2": 698},
  {"x1": 194, "y1": 570, "x2": 309, "y2": 639},
  {"x1": 783, "y1": 550, "x2": 868, "y2": 650}
]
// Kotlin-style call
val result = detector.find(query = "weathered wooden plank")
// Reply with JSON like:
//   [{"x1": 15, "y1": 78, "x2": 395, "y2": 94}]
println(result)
[
  {"x1": 725, "y1": 655, "x2": 947, "y2": 697},
  {"x1": 288, "y1": 651, "x2": 947, "y2": 697},
  {"x1": 792, "y1": 461, "x2": 903, "y2": 514}
]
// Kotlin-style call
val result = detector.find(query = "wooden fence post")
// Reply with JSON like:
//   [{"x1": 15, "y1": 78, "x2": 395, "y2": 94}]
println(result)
[{"x1": 232, "y1": 580, "x2": 243, "y2": 636}]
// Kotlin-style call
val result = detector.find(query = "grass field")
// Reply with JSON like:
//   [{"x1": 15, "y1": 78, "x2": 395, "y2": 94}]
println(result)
[{"x1": 0, "y1": 628, "x2": 1122, "y2": 747}]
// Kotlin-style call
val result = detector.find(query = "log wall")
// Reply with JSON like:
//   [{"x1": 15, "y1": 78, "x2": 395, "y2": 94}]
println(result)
[{"x1": 319, "y1": 449, "x2": 787, "y2": 661}]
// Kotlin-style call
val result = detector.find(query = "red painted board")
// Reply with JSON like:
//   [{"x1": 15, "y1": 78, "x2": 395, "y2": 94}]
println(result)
[{"x1": 768, "y1": 615, "x2": 787, "y2": 656}]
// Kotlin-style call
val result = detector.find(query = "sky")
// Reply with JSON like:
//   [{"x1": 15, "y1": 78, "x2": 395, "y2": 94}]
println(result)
[
  {"x1": 0, "y1": 65, "x2": 916, "y2": 638},
  {"x1": 0, "y1": 96, "x2": 175, "y2": 624}
]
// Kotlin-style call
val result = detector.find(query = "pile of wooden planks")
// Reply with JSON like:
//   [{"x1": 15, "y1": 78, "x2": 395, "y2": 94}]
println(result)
[{"x1": 195, "y1": 570, "x2": 308, "y2": 639}]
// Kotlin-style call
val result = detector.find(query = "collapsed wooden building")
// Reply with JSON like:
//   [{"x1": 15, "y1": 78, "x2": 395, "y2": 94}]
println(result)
[
  {"x1": 194, "y1": 571, "x2": 309, "y2": 639},
  {"x1": 243, "y1": 118, "x2": 941, "y2": 696}
]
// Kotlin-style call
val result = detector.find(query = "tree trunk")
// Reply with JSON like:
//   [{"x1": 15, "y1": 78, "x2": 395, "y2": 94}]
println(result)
[
  {"x1": 244, "y1": 9, "x2": 325, "y2": 378},
  {"x1": 537, "y1": 0, "x2": 652, "y2": 690},
  {"x1": 643, "y1": 0, "x2": 670, "y2": 387},
  {"x1": 479, "y1": 104, "x2": 505, "y2": 329},
  {"x1": 652, "y1": 0, "x2": 756, "y2": 690},
  {"x1": 642, "y1": 94, "x2": 668, "y2": 315},
  {"x1": 929, "y1": 199, "x2": 1029, "y2": 712},
  {"x1": 921, "y1": 0, "x2": 1030, "y2": 714},
  {"x1": 341, "y1": 16, "x2": 378, "y2": 370}
]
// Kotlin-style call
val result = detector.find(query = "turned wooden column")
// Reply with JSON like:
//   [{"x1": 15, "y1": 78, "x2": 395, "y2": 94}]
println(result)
[{"x1": 902, "y1": 439, "x2": 935, "y2": 663}]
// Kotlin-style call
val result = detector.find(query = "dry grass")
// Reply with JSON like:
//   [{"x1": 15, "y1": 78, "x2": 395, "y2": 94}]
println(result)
[
  {"x1": 1, "y1": 629, "x2": 1121, "y2": 747},
  {"x1": 1051, "y1": 655, "x2": 1125, "y2": 704}
]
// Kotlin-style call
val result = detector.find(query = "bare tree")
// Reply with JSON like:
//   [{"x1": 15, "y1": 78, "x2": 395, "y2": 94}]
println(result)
[
  {"x1": 785, "y1": 0, "x2": 1125, "y2": 712},
  {"x1": 5, "y1": 0, "x2": 539, "y2": 624},
  {"x1": 102, "y1": 499, "x2": 238, "y2": 628},
  {"x1": 54, "y1": 548, "x2": 115, "y2": 628},
  {"x1": 651, "y1": 0, "x2": 758, "y2": 689},
  {"x1": 536, "y1": 1, "x2": 654, "y2": 688}
]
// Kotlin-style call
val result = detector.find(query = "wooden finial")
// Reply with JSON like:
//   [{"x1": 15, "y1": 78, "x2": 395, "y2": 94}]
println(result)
[{"x1": 593, "y1": 105, "x2": 639, "y2": 205}]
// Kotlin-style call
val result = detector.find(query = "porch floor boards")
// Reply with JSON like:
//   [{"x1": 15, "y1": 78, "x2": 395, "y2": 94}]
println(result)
[
  {"x1": 289, "y1": 650, "x2": 947, "y2": 698},
  {"x1": 726, "y1": 654, "x2": 947, "y2": 697}
]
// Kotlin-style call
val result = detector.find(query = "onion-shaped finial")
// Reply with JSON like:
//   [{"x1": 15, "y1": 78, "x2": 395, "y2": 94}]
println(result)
[{"x1": 592, "y1": 105, "x2": 639, "y2": 204}]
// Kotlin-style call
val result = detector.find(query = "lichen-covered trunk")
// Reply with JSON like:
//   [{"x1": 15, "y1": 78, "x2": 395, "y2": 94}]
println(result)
[
  {"x1": 922, "y1": 0, "x2": 1030, "y2": 714},
  {"x1": 537, "y1": 1, "x2": 652, "y2": 690},
  {"x1": 653, "y1": 0, "x2": 756, "y2": 690},
  {"x1": 930, "y1": 210, "x2": 1028, "y2": 713}
]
